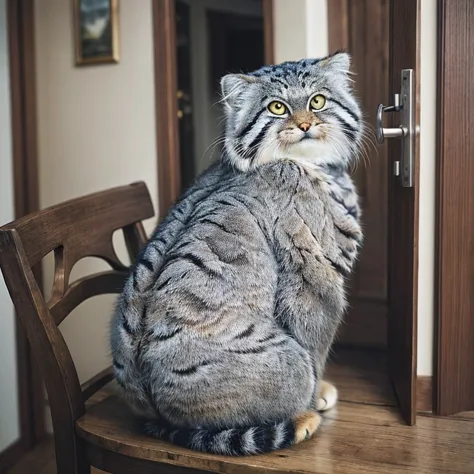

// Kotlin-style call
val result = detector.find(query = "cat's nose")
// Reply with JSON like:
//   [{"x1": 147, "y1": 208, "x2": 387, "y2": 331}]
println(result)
[{"x1": 299, "y1": 122, "x2": 311, "y2": 132}]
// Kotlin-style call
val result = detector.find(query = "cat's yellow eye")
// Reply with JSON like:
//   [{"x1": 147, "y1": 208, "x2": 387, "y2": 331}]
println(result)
[
  {"x1": 268, "y1": 101, "x2": 287, "y2": 116},
  {"x1": 310, "y1": 94, "x2": 326, "y2": 111}
]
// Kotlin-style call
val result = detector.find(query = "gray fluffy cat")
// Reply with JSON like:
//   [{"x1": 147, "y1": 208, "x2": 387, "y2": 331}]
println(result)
[{"x1": 110, "y1": 52, "x2": 363, "y2": 455}]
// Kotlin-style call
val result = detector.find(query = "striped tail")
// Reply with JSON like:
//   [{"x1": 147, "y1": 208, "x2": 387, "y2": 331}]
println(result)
[{"x1": 144, "y1": 411, "x2": 321, "y2": 456}]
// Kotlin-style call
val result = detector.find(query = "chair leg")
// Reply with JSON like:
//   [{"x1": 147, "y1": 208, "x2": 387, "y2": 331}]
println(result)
[
  {"x1": 56, "y1": 452, "x2": 90, "y2": 474},
  {"x1": 75, "y1": 440, "x2": 91, "y2": 474},
  {"x1": 54, "y1": 432, "x2": 90, "y2": 474}
]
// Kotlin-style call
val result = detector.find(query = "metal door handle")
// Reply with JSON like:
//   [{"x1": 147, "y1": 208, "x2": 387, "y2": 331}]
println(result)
[
  {"x1": 376, "y1": 69, "x2": 416, "y2": 187},
  {"x1": 376, "y1": 99, "x2": 405, "y2": 143}
]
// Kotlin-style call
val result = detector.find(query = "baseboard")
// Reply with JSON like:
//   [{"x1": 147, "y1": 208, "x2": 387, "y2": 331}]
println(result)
[
  {"x1": 0, "y1": 439, "x2": 25, "y2": 474},
  {"x1": 416, "y1": 375, "x2": 433, "y2": 413}
]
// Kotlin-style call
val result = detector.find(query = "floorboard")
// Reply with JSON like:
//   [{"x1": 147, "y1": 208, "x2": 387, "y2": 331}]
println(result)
[
  {"x1": 7, "y1": 350, "x2": 474, "y2": 474},
  {"x1": 325, "y1": 348, "x2": 396, "y2": 407}
]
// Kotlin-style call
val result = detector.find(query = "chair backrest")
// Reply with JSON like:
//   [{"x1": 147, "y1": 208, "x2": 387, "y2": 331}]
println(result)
[{"x1": 0, "y1": 181, "x2": 154, "y2": 462}]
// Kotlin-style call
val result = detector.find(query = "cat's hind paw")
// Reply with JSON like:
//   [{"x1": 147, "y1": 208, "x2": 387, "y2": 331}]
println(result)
[
  {"x1": 316, "y1": 380, "x2": 338, "y2": 411},
  {"x1": 294, "y1": 411, "x2": 322, "y2": 443}
]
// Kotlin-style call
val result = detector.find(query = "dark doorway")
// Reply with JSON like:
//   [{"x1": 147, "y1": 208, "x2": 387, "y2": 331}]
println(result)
[
  {"x1": 174, "y1": 0, "x2": 265, "y2": 189},
  {"x1": 175, "y1": 1, "x2": 195, "y2": 190}
]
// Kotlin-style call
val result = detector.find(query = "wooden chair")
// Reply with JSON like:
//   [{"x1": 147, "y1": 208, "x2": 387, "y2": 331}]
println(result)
[{"x1": 0, "y1": 182, "x2": 313, "y2": 474}]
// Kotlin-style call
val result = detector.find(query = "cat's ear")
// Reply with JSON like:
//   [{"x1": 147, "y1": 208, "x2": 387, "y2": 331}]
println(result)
[
  {"x1": 220, "y1": 74, "x2": 257, "y2": 109},
  {"x1": 322, "y1": 51, "x2": 352, "y2": 74}
]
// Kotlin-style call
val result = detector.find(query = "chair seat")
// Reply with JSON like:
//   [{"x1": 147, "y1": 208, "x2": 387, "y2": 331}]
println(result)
[
  {"x1": 75, "y1": 386, "x2": 474, "y2": 474},
  {"x1": 75, "y1": 391, "x2": 323, "y2": 474}
]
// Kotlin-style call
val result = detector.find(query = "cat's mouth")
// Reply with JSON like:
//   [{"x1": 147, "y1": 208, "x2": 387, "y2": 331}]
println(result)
[
  {"x1": 295, "y1": 133, "x2": 324, "y2": 144},
  {"x1": 279, "y1": 131, "x2": 323, "y2": 145}
]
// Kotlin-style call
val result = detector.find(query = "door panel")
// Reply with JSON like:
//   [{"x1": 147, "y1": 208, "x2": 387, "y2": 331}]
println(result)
[
  {"x1": 329, "y1": 0, "x2": 420, "y2": 424},
  {"x1": 387, "y1": 0, "x2": 420, "y2": 425},
  {"x1": 349, "y1": 0, "x2": 389, "y2": 305},
  {"x1": 328, "y1": 0, "x2": 390, "y2": 349}
]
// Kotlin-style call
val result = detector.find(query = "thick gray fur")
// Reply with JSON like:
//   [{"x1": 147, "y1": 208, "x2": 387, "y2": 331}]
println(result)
[{"x1": 110, "y1": 52, "x2": 364, "y2": 455}]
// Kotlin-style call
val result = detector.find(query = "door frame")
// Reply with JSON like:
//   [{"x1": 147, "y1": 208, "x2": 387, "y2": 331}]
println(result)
[
  {"x1": 434, "y1": 0, "x2": 474, "y2": 417},
  {"x1": 0, "y1": 0, "x2": 44, "y2": 471},
  {"x1": 152, "y1": 0, "x2": 275, "y2": 219}
]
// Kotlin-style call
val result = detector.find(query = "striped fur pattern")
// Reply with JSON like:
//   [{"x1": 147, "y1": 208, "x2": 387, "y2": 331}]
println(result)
[
  {"x1": 221, "y1": 52, "x2": 363, "y2": 172},
  {"x1": 110, "y1": 53, "x2": 363, "y2": 455},
  {"x1": 144, "y1": 410, "x2": 321, "y2": 456}
]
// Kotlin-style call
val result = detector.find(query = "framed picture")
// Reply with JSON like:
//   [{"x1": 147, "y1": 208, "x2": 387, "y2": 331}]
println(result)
[{"x1": 73, "y1": 0, "x2": 119, "y2": 66}]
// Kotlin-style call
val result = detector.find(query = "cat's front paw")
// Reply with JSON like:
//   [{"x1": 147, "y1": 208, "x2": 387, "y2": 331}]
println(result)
[{"x1": 316, "y1": 380, "x2": 338, "y2": 411}]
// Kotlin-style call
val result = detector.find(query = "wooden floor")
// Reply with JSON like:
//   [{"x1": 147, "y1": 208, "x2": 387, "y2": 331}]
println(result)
[{"x1": 7, "y1": 350, "x2": 474, "y2": 474}]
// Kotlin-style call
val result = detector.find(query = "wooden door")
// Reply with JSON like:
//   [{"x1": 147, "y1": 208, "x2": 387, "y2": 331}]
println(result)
[
  {"x1": 387, "y1": 0, "x2": 420, "y2": 425},
  {"x1": 329, "y1": 0, "x2": 420, "y2": 424},
  {"x1": 328, "y1": 0, "x2": 390, "y2": 350}
]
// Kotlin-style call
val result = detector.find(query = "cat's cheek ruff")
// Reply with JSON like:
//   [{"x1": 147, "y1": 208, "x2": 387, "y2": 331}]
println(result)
[
  {"x1": 252, "y1": 131, "x2": 282, "y2": 167},
  {"x1": 282, "y1": 141, "x2": 334, "y2": 163}
]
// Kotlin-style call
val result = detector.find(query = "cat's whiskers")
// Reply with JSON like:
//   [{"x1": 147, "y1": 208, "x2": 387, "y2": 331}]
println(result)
[
  {"x1": 272, "y1": 140, "x2": 285, "y2": 161},
  {"x1": 360, "y1": 122, "x2": 378, "y2": 154},
  {"x1": 352, "y1": 129, "x2": 376, "y2": 171},
  {"x1": 201, "y1": 136, "x2": 227, "y2": 165},
  {"x1": 334, "y1": 130, "x2": 367, "y2": 174},
  {"x1": 324, "y1": 127, "x2": 349, "y2": 164},
  {"x1": 326, "y1": 123, "x2": 374, "y2": 172},
  {"x1": 216, "y1": 114, "x2": 228, "y2": 129},
  {"x1": 241, "y1": 134, "x2": 279, "y2": 163}
]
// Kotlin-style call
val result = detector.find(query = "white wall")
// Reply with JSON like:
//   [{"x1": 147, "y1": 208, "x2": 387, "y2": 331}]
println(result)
[
  {"x1": 0, "y1": 0, "x2": 20, "y2": 453},
  {"x1": 418, "y1": 0, "x2": 437, "y2": 376},
  {"x1": 274, "y1": 0, "x2": 328, "y2": 63},
  {"x1": 34, "y1": 0, "x2": 158, "y2": 402}
]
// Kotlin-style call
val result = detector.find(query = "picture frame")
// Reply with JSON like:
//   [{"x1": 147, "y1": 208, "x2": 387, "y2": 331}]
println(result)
[{"x1": 73, "y1": 0, "x2": 119, "y2": 66}]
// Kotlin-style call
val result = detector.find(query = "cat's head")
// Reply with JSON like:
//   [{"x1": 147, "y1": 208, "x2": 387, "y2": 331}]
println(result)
[{"x1": 220, "y1": 52, "x2": 363, "y2": 172}]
